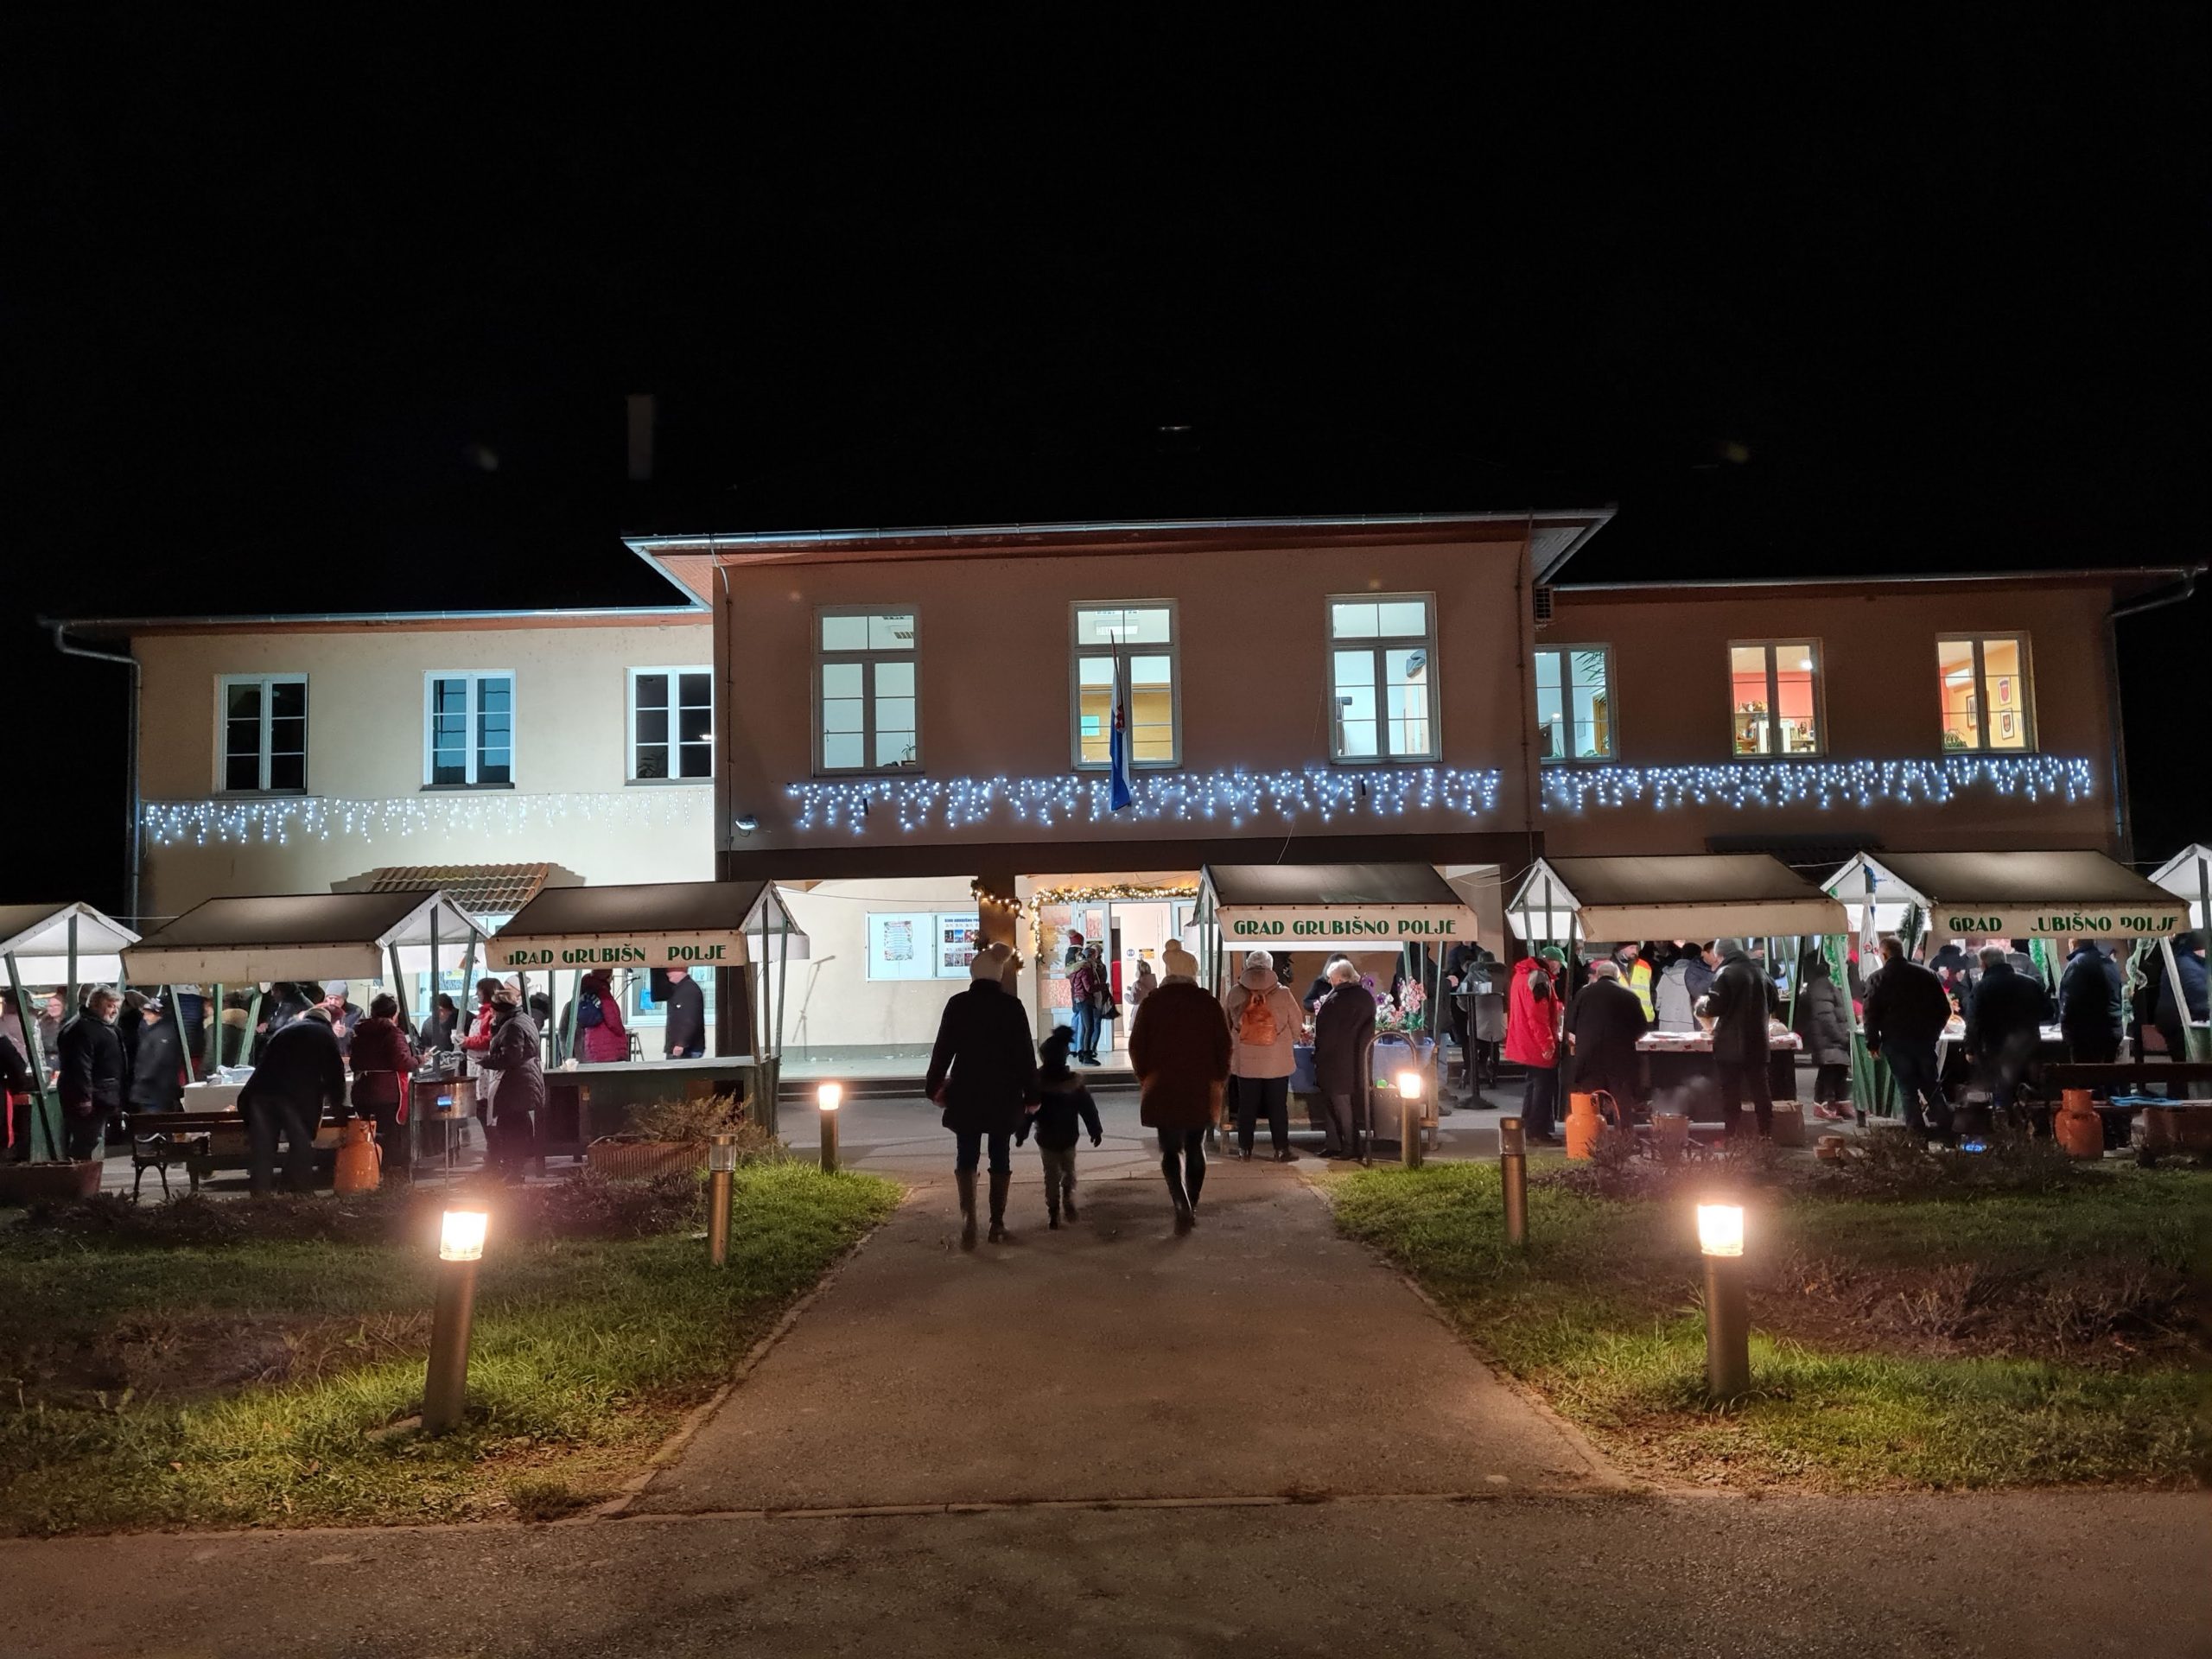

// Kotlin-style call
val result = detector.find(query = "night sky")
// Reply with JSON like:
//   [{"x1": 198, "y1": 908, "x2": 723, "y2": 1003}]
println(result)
[{"x1": 10, "y1": 14, "x2": 2206, "y2": 917}]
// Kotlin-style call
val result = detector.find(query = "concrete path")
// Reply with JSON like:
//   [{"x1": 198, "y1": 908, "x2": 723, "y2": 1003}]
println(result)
[{"x1": 633, "y1": 1144, "x2": 1607, "y2": 1512}]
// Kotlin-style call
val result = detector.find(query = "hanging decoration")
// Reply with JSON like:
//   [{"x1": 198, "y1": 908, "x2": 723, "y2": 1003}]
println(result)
[
  {"x1": 143, "y1": 791, "x2": 707, "y2": 848},
  {"x1": 1023, "y1": 880, "x2": 1202, "y2": 959},
  {"x1": 1541, "y1": 755, "x2": 2093, "y2": 814},
  {"x1": 787, "y1": 766, "x2": 1504, "y2": 836}
]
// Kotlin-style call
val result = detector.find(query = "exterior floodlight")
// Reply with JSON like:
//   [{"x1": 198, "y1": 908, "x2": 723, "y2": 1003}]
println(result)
[
  {"x1": 1398, "y1": 1070, "x2": 1424, "y2": 1169},
  {"x1": 1696, "y1": 1202, "x2": 1751, "y2": 1400},
  {"x1": 423, "y1": 1209, "x2": 489, "y2": 1433},
  {"x1": 1396, "y1": 1069, "x2": 1422, "y2": 1101},
  {"x1": 707, "y1": 1132, "x2": 738, "y2": 1267},
  {"x1": 1498, "y1": 1115, "x2": 1528, "y2": 1247},
  {"x1": 818, "y1": 1082, "x2": 842, "y2": 1173}
]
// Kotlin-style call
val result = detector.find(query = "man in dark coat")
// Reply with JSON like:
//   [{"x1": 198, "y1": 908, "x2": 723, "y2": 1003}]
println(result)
[
  {"x1": 1705, "y1": 939, "x2": 1777, "y2": 1138},
  {"x1": 57, "y1": 987, "x2": 125, "y2": 1161},
  {"x1": 1564, "y1": 960, "x2": 1649, "y2": 1113},
  {"x1": 238, "y1": 1006, "x2": 345, "y2": 1194},
  {"x1": 1311, "y1": 958, "x2": 1376, "y2": 1160},
  {"x1": 126, "y1": 997, "x2": 186, "y2": 1113},
  {"x1": 2057, "y1": 938, "x2": 2123, "y2": 1065},
  {"x1": 1862, "y1": 937, "x2": 1954, "y2": 1140},
  {"x1": 2154, "y1": 932, "x2": 2208, "y2": 1088},
  {"x1": 483, "y1": 988, "x2": 545, "y2": 1185},
  {"x1": 1966, "y1": 946, "x2": 2050, "y2": 1116},
  {"x1": 660, "y1": 967, "x2": 706, "y2": 1058},
  {"x1": 925, "y1": 944, "x2": 1041, "y2": 1248}
]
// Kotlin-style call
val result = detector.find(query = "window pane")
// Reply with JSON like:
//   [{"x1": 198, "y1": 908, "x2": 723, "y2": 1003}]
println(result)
[
  {"x1": 1982, "y1": 639, "x2": 2027, "y2": 750},
  {"x1": 1774, "y1": 646, "x2": 1818, "y2": 753},
  {"x1": 677, "y1": 705, "x2": 711, "y2": 743},
  {"x1": 821, "y1": 661, "x2": 864, "y2": 699},
  {"x1": 822, "y1": 733, "x2": 865, "y2": 769},
  {"x1": 268, "y1": 753, "x2": 306, "y2": 792},
  {"x1": 1338, "y1": 717, "x2": 1378, "y2": 759},
  {"x1": 225, "y1": 752, "x2": 260, "y2": 791},
  {"x1": 1384, "y1": 647, "x2": 1431, "y2": 756},
  {"x1": 1122, "y1": 607, "x2": 1173, "y2": 645},
  {"x1": 270, "y1": 717, "x2": 306, "y2": 757},
  {"x1": 633, "y1": 671, "x2": 670, "y2": 711},
  {"x1": 868, "y1": 612, "x2": 916, "y2": 651},
  {"x1": 677, "y1": 741, "x2": 712, "y2": 779},
  {"x1": 1376, "y1": 599, "x2": 1427, "y2": 637},
  {"x1": 820, "y1": 614, "x2": 868, "y2": 651},
  {"x1": 477, "y1": 677, "x2": 511, "y2": 716},
  {"x1": 635, "y1": 709, "x2": 669, "y2": 744},
  {"x1": 1534, "y1": 650, "x2": 1561, "y2": 691},
  {"x1": 1331, "y1": 601, "x2": 1379, "y2": 639},
  {"x1": 1074, "y1": 607, "x2": 1124, "y2": 644},
  {"x1": 1936, "y1": 639, "x2": 1977, "y2": 749},
  {"x1": 874, "y1": 659, "x2": 914, "y2": 696},
  {"x1": 1077, "y1": 655, "x2": 1115, "y2": 688},
  {"x1": 1333, "y1": 648, "x2": 1376, "y2": 694},
  {"x1": 479, "y1": 752, "x2": 511, "y2": 786},
  {"x1": 226, "y1": 715, "x2": 260, "y2": 762},
  {"x1": 1730, "y1": 645, "x2": 1771, "y2": 755},
  {"x1": 874, "y1": 726, "x2": 918, "y2": 767},
  {"x1": 873, "y1": 696, "x2": 916, "y2": 735},
  {"x1": 1535, "y1": 684, "x2": 1565, "y2": 761},
  {"x1": 1130, "y1": 653, "x2": 1174, "y2": 760},
  {"x1": 822, "y1": 697, "x2": 864, "y2": 734},
  {"x1": 1077, "y1": 661, "x2": 1111, "y2": 763},
  {"x1": 1571, "y1": 651, "x2": 1611, "y2": 759},
  {"x1": 226, "y1": 683, "x2": 263, "y2": 721},
  {"x1": 634, "y1": 743, "x2": 669, "y2": 779},
  {"x1": 270, "y1": 680, "x2": 305, "y2": 720},
  {"x1": 677, "y1": 672, "x2": 711, "y2": 709}
]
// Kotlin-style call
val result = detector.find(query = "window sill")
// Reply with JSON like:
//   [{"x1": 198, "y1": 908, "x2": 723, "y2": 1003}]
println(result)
[
  {"x1": 213, "y1": 789, "x2": 314, "y2": 799},
  {"x1": 1726, "y1": 753, "x2": 1829, "y2": 763},
  {"x1": 626, "y1": 776, "x2": 715, "y2": 788},
  {"x1": 1538, "y1": 757, "x2": 1619, "y2": 767},
  {"x1": 810, "y1": 768, "x2": 928, "y2": 782},
  {"x1": 1940, "y1": 749, "x2": 2043, "y2": 760},
  {"x1": 1071, "y1": 761, "x2": 1183, "y2": 773},
  {"x1": 1325, "y1": 755, "x2": 1443, "y2": 767},
  {"x1": 419, "y1": 783, "x2": 516, "y2": 792}
]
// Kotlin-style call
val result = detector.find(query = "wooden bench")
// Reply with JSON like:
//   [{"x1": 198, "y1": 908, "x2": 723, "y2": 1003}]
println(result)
[
  {"x1": 125, "y1": 1109, "x2": 343, "y2": 1198},
  {"x1": 2041, "y1": 1063, "x2": 2212, "y2": 1165}
]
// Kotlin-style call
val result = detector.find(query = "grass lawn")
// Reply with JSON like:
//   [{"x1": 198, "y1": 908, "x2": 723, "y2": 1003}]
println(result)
[
  {"x1": 1327, "y1": 1158, "x2": 2209, "y2": 1491},
  {"x1": 0, "y1": 1165, "x2": 899, "y2": 1535}
]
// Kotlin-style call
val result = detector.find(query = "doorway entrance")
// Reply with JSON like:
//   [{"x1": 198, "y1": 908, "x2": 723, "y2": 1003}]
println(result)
[{"x1": 1033, "y1": 884, "x2": 1198, "y2": 1064}]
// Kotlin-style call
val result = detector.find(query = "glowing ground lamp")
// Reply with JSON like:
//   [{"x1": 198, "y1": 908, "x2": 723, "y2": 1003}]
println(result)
[
  {"x1": 1497, "y1": 1115, "x2": 1529, "y2": 1247},
  {"x1": 423, "y1": 1207, "x2": 488, "y2": 1435},
  {"x1": 1695, "y1": 1203, "x2": 1751, "y2": 1401},
  {"x1": 817, "y1": 1082, "x2": 843, "y2": 1173},
  {"x1": 1397, "y1": 1070, "x2": 1424, "y2": 1169},
  {"x1": 706, "y1": 1132, "x2": 739, "y2": 1268}
]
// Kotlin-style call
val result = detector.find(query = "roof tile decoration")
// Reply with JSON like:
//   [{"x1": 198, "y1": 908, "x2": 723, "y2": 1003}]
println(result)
[{"x1": 360, "y1": 864, "x2": 552, "y2": 918}]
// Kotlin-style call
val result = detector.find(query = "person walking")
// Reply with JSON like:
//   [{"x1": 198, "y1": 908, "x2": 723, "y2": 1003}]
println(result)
[
  {"x1": 1311, "y1": 957, "x2": 1375, "y2": 1160},
  {"x1": 1563, "y1": 959, "x2": 1648, "y2": 1116},
  {"x1": 1220, "y1": 950, "x2": 1303, "y2": 1161},
  {"x1": 660, "y1": 966, "x2": 706, "y2": 1059},
  {"x1": 56, "y1": 987, "x2": 125, "y2": 1162},
  {"x1": 347, "y1": 993, "x2": 417, "y2": 1170},
  {"x1": 1966, "y1": 944, "x2": 2050, "y2": 1120},
  {"x1": 1160, "y1": 939, "x2": 1200, "y2": 984},
  {"x1": 1504, "y1": 948, "x2": 1564, "y2": 1141},
  {"x1": 483, "y1": 986, "x2": 545, "y2": 1184},
  {"x1": 1794, "y1": 953, "x2": 1853, "y2": 1116},
  {"x1": 1707, "y1": 938, "x2": 1779, "y2": 1138},
  {"x1": 1128, "y1": 960, "x2": 1231, "y2": 1232},
  {"x1": 2057, "y1": 938, "x2": 2123, "y2": 1065},
  {"x1": 1025, "y1": 1027, "x2": 1103, "y2": 1228},
  {"x1": 1066, "y1": 945, "x2": 1101, "y2": 1065},
  {"x1": 1862, "y1": 936, "x2": 1953, "y2": 1141},
  {"x1": 126, "y1": 995, "x2": 186, "y2": 1115},
  {"x1": 1128, "y1": 957, "x2": 1157, "y2": 1014},
  {"x1": 239, "y1": 1006, "x2": 344, "y2": 1194},
  {"x1": 572, "y1": 969, "x2": 631, "y2": 1064},
  {"x1": 925, "y1": 942, "x2": 1039, "y2": 1247}
]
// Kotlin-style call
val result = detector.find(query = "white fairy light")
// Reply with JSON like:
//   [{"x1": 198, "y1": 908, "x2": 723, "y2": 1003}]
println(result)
[
  {"x1": 1540, "y1": 755, "x2": 2093, "y2": 814},
  {"x1": 142, "y1": 791, "x2": 707, "y2": 848}
]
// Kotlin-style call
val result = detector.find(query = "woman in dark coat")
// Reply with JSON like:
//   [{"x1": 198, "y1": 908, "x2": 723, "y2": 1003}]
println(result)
[
  {"x1": 347, "y1": 993, "x2": 417, "y2": 1168},
  {"x1": 1793, "y1": 953, "x2": 1853, "y2": 1110},
  {"x1": 924, "y1": 943, "x2": 1040, "y2": 1248},
  {"x1": 1127, "y1": 971, "x2": 1232, "y2": 1232},
  {"x1": 125, "y1": 997, "x2": 187, "y2": 1114},
  {"x1": 1311, "y1": 958, "x2": 1376, "y2": 1160},
  {"x1": 482, "y1": 986, "x2": 544, "y2": 1185}
]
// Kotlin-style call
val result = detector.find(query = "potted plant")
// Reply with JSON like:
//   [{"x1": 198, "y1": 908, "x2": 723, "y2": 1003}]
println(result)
[
  {"x1": 0, "y1": 1157, "x2": 104, "y2": 1206},
  {"x1": 587, "y1": 1092, "x2": 755, "y2": 1180}
]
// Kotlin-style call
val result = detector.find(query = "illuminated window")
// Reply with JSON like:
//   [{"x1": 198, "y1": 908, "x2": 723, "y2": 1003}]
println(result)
[
  {"x1": 1533, "y1": 645, "x2": 1614, "y2": 761},
  {"x1": 1071, "y1": 603, "x2": 1179, "y2": 768},
  {"x1": 1728, "y1": 641, "x2": 1823, "y2": 756},
  {"x1": 1937, "y1": 636, "x2": 2034, "y2": 753},
  {"x1": 219, "y1": 674, "x2": 308, "y2": 793},
  {"x1": 423, "y1": 671, "x2": 513, "y2": 787},
  {"x1": 817, "y1": 609, "x2": 919, "y2": 772},
  {"x1": 629, "y1": 667, "x2": 713, "y2": 780},
  {"x1": 1330, "y1": 594, "x2": 1437, "y2": 760}
]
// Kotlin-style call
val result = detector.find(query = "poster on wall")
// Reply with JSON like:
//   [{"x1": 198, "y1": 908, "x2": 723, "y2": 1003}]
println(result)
[
  {"x1": 866, "y1": 912, "x2": 938, "y2": 981},
  {"x1": 936, "y1": 912, "x2": 982, "y2": 978}
]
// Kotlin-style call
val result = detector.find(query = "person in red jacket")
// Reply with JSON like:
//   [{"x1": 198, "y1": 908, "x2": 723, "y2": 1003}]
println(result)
[
  {"x1": 346, "y1": 993, "x2": 417, "y2": 1166},
  {"x1": 460, "y1": 977, "x2": 501, "y2": 1132},
  {"x1": 573, "y1": 969, "x2": 630, "y2": 1064},
  {"x1": 1504, "y1": 948, "x2": 1565, "y2": 1141}
]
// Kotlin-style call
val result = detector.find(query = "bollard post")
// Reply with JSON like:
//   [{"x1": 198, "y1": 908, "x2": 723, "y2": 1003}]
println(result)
[
  {"x1": 1397, "y1": 1070, "x2": 1424, "y2": 1169},
  {"x1": 706, "y1": 1131, "x2": 737, "y2": 1268},
  {"x1": 817, "y1": 1081, "x2": 842, "y2": 1173},
  {"x1": 1696, "y1": 1204, "x2": 1751, "y2": 1400},
  {"x1": 1499, "y1": 1114, "x2": 1528, "y2": 1247},
  {"x1": 423, "y1": 1209, "x2": 486, "y2": 1435}
]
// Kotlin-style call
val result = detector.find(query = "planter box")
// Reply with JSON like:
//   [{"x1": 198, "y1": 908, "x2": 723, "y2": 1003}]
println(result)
[
  {"x1": 586, "y1": 1139, "x2": 707, "y2": 1181},
  {"x1": 0, "y1": 1160, "x2": 104, "y2": 1206}
]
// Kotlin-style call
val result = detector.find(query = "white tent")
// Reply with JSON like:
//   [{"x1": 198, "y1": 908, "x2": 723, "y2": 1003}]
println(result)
[
  {"x1": 1825, "y1": 850, "x2": 2189, "y2": 944},
  {"x1": 0, "y1": 902, "x2": 139, "y2": 987},
  {"x1": 2148, "y1": 845, "x2": 2212, "y2": 931},
  {"x1": 123, "y1": 890, "x2": 482, "y2": 986},
  {"x1": 1507, "y1": 854, "x2": 1847, "y2": 945}
]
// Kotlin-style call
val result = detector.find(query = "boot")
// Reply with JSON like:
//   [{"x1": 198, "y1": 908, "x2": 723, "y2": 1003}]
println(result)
[
  {"x1": 988, "y1": 1171, "x2": 1010, "y2": 1243},
  {"x1": 1185, "y1": 1155, "x2": 1205, "y2": 1216},
  {"x1": 956, "y1": 1169, "x2": 978, "y2": 1251},
  {"x1": 1061, "y1": 1176, "x2": 1077, "y2": 1223}
]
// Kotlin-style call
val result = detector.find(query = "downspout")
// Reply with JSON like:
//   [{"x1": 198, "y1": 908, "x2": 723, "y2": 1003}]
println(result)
[
  {"x1": 46, "y1": 624, "x2": 142, "y2": 925},
  {"x1": 2103, "y1": 572, "x2": 2198, "y2": 864},
  {"x1": 1515, "y1": 521, "x2": 1540, "y2": 892}
]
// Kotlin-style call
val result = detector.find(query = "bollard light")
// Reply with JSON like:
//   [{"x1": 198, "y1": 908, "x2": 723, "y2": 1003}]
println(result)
[
  {"x1": 817, "y1": 1081, "x2": 842, "y2": 1173},
  {"x1": 1498, "y1": 1115, "x2": 1528, "y2": 1247},
  {"x1": 423, "y1": 1207, "x2": 487, "y2": 1433},
  {"x1": 706, "y1": 1132, "x2": 738, "y2": 1268},
  {"x1": 1397, "y1": 1070, "x2": 1424, "y2": 1169},
  {"x1": 1696, "y1": 1202, "x2": 1751, "y2": 1400}
]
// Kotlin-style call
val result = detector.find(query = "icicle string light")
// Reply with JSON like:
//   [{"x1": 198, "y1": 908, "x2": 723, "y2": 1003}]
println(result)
[
  {"x1": 143, "y1": 791, "x2": 707, "y2": 848},
  {"x1": 1541, "y1": 755, "x2": 2094, "y2": 814}
]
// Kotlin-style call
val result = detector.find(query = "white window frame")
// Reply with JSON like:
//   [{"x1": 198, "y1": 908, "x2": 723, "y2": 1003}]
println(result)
[
  {"x1": 215, "y1": 672, "x2": 309, "y2": 794},
  {"x1": 814, "y1": 606, "x2": 922, "y2": 775},
  {"x1": 1727, "y1": 639, "x2": 1827, "y2": 758},
  {"x1": 627, "y1": 664, "x2": 715, "y2": 782},
  {"x1": 1934, "y1": 633, "x2": 2037, "y2": 753},
  {"x1": 1326, "y1": 592, "x2": 1440, "y2": 763},
  {"x1": 422, "y1": 670, "x2": 516, "y2": 789},
  {"x1": 1532, "y1": 643, "x2": 1617, "y2": 764},
  {"x1": 1068, "y1": 600, "x2": 1182, "y2": 770}
]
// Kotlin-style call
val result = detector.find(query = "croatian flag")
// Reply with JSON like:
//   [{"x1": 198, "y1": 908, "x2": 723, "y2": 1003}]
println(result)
[{"x1": 1108, "y1": 649, "x2": 1135, "y2": 811}]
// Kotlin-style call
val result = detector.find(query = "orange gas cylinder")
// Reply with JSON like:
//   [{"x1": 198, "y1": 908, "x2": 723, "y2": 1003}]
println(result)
[
  {"x1": 334, "y1": 1117, "x2": 383, "y2": 1192},
  {"x1": 1565, "y1": 1091, "x2": 1604, "y2": 1160},
  {"x1": 2053, "y1": 1089, "x2": 2103, "y2": 1160}
]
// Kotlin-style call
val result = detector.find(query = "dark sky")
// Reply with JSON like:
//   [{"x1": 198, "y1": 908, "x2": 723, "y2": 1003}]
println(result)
[{"x1": 8, "y1": 12, "x2": 2207, "y2": 914}]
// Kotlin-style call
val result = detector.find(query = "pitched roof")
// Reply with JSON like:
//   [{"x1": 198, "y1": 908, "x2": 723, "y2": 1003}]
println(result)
[{"x1": 354, "y1": 863, "x2": 559, "y2": 918}]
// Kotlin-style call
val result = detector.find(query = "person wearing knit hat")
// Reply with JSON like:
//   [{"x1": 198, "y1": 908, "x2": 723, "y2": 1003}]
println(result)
[
  {"x1": 1026, "y1": 1027, "x2": 1103, "y2": 1228},
  {"x1": 1160, "y1": 940, "x2": 1199, "y2": 983},
  {"x1": 929, "y1": 940, "x2": 1043, "y2": 1247}
]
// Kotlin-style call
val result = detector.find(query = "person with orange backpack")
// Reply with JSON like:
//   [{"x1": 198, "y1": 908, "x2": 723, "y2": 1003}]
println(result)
[{"x1": 1220, "y1": 950, "x2": 1305, "y2": 1160}]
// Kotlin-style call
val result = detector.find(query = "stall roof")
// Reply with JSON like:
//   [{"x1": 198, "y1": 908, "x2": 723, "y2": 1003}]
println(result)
[
  {"x1": 2148, "y1": 846, "x2": 2212, "y2": 931},
  {"x1": 1827, "y1": 850, "x2": 2190, "y2": 940},
  {"x1": 1509, "y1": 855, "x2": 1848, "y2": 942},
  {"x1": 123, "y1": 891, "x2": 482, "y2": 984},
  {"x1": 345, "y1": 862, "x2": 569, "y2": 919},
  {"x1": 0, "y1": 902, "x2": 140, "y2": 985},
  {"x1": 486, "y1": 880, "x2": 804, "y2": 971},
  {"x1": 1198, "y1": 863, "x2": 1475, "y2": 941}
]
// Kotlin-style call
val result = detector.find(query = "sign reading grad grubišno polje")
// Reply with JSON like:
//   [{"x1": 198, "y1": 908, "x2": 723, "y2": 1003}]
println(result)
[
  {"x1": 492, "y1": 931, "x2": 748, "y2": 969},
  {"x1": 1222, "y1": 906, "x2": 1471, "y2": 940},
  {"x1": 1936, "y1": 907, "x2": 2187, "y2": 940}
]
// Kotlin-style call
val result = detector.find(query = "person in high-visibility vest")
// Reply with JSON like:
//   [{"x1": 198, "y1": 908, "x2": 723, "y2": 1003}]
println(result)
[{"x1": 1618, "y1": 944, "x2": 1655, "y2": 1021}]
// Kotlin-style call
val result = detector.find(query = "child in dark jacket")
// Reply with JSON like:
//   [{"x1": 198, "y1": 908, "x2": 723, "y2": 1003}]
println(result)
[{"x1": 1021, "y1": 1027, "x2": 1103, "y2": 1228}]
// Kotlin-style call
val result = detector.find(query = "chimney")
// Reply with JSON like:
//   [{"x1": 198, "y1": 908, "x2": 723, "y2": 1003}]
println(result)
[{"x1": 626, "y1": 392, "x2": 656, "y2": 482}]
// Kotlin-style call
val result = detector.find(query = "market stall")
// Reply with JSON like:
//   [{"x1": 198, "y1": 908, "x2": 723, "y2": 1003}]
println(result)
[
  {"x1": 0, "y1": 902, "x2": 140, "y2": 1162},
  {"x1": 1193, "y1": 863, "x2": 1479, "y2": 1147},
  {"x1": 486, "y1": 879, "x2": 807, "y2": 1144},
  {"x1": 1507, "y1": 854, "x2": 1848, "y2": 1112},
  {"x1": 121, "y1": 889, "x2": 484, "y2": 1175}
]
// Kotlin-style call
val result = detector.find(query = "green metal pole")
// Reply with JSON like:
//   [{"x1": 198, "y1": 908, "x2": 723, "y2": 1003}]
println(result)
[
  {"x1": 388, "y1": 942, "x2": 415, "y2": 1035},
  {"x1": 66, "y1": 914, "x2": 79, "y2": 1023},
  {"x1": 207, "y1": 983, "x2": 224, "y2": 1076},
  {"x1": 5, "y1": 951, "x2": 61, "y2": 1162}
]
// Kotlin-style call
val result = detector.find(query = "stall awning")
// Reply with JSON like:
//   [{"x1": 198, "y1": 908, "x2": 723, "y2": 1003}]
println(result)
[
  {"x1": 122, "y1": 890, "x2": 483, "y2": 984},
  {"x1": 0, "y1": 902, "x2": 140, "y2": 985},
  {"x1": 1826, "y1": 850, "x2": 2190, "y2": 942},
  {"x1": 1509, "y1": 854, "x2": 1848, "y2": 943},
  {"x1": 1196, "y1": 863, "x2": 1474, "y2": 943},
  {"x1": 340, "y1": 862, "x2": 573, "y2": 921},
  {"x1": 486, "y1": 880, "x2": 808, "y2": 971},
  {"x1": 2148, "y1": 845, "x2": 2212, "y2": 931}
]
